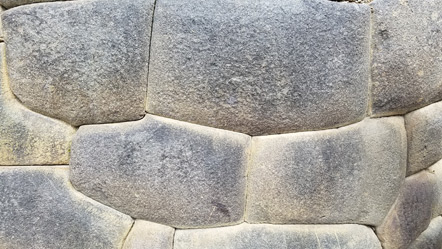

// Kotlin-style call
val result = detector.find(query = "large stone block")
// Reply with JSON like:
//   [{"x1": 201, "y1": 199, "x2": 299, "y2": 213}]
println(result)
[
  {"x1": 0, "y1": 44, "x2": 75, "y2": 165},
  {"x1": 147, "y1": 0, "x2": 370, "y2": 135},
  {"x1": 429, "y1": 160, "x2": 442, "y2": 217},
  {"x1": 174, "y1": 223, "x2": 382, "y2": 249},
  {"x1": 246, "y1": 117, "x2": 406, "y2": 226},
  {"x1": 2, "y1": 0, "x2": 153, "y2": 126},
  {"x1": 371, "y1": 0, "x2": 442, "y2": 116},
  {"x1": 406, "y1": 101, "x2": 442, "y2": 175},
  {"x1": 0, "y1": 0, "x2": 69, "y2": 9},
  {"x1": 122, "y1": 220, "x2": 174, "y2": 249},
  {"x1": 408, "y1": 216, "x2": 442, "y2": 249},
  {"x1": 0, "y1": 166, "x2": 133, "y2": 249},
  {"x1": 70, "y1": 114, "x2": 251, "y2": 228},
  {"x1": 376, "y1": 171, "x2": 437, "y2": 249}
]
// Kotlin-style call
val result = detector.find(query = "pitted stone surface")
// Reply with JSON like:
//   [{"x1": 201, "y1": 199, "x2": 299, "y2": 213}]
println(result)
[
  {"x1": 2, "y1": 0, "x2": 153, "y2": 126},
  {"x1": 246, "y1": 117, "x2": 406, "y2": 225},
  {"x1": 0, "y1": 166, "x2": 133, "y2": 249},
  {"x1": 174, "y1": 223, "x2": 382, "y2": 249},
  {"x1": 122, "y1": 220, "x2": 174, "y2": 249},
  {"x1": 371, "y1": 0, "x2": 442, "y2": 116},
  {"x1": 408, "y1": 216, "x2": 442, "y2": 249},
  {"x1": 376, "y1": 171, "x2": 437, "y2": 249},
  {"x1": 70, "y1": 114, "x2": 250, "y2": 228},
  {"x1": 406, "y1": 101, "x2": 442, "y2": 175},
  {"x1": 0, "y1": 0, "x2": 69, "y2": 8},
  {"x1": 429, "y1": 160, "x2": 442, "y2": 217},
  {"x1": 0, "y1": 44, "x2": 75, "y2": 165},
  {"x1": 147, "y1": 0, "x2": 370, "y2": 136}
]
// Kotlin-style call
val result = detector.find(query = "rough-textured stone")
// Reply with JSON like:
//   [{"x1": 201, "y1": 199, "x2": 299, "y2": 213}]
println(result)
[
  {"x1": 0, "y1": 44, "x2": 75, "y2": 165},
  {"x1": 0, "y1": 166, "x2": 133, "y2": 249},
  {"x1": 371, "y1": 0, "x2": 442, "y2": 116},
  {"x1": 408, "y1": 216, "x2": 442, "y2": 249},
  {"x1": 2, "y1": 0, "x2": 153, "y2": 126},
  {"x1": 429, "y1": 160, "x2": 442, "y2": 217},
  {"x1": 147, "y1": 0, "x2": 370, "y2": 136},
  {"x1": 406, "y1": 101, "x2": 442, "y2": 175},
  {"x1": 0, "y1": 0, "x2": 69, "y2": 9},
  {"x1": 70, "y1": 114, "x2": 251, "y2": 228},
  {"x1": 246, "y1": 117, "x2": 406, "y2": 226},
  {"x1": 122, "y1": 220, "x2": 174, "y2": 249},
  {"x1": 174, "y1": 223, "x2": 382, "y2": 249},
  {"x1": 376, "y1": 171, "x2": 437, "y2": 249}
]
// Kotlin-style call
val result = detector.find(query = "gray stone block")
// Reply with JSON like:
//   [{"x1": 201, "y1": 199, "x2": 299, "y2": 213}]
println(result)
[
  {"x1": 122, "y1": 220, "x2": 174, "y2": 249},
  {"x1": 371, "y1": 0, "x2": 442, "y2": 116},
  {"x1": 0, "y1": 166, "x2": 133, "y2": 249},
  {"x1": 246, "y1": 117, "x2": 407, "y2": 226},
  {"x1": 0, "y1": 0, "x2": 69, "y2": 9},
  {"x1": 174, "y1": 223, "x2": 382, "y2": 249},
  {"x1": 147, "y1": 0, "x2": 370, "y2": 135},
  {"x1": 376, "y1": 171, "x2": 437, "y2": 249},
  {"x1": 70, "y1": 114, "x2": 251, "y2": 228},
  {"x1": 0, "y1": 44, "x2": 76, "y2": 165},
  {"x1": 2, "y1": 0, "x2": 153, "y2": 126},
  {"x1": 405, "y1": 101, "x2": 442, "y2": 175},
  {"x1": 408, "y1": 216, "x2": 442, "y2": 249},
  {"x1": 429, "y1": 160, "x2": 442, "y2": 218}
]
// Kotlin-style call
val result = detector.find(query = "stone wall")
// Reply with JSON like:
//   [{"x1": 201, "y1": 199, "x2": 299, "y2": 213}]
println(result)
[{"x1": 0, "y1": 0, "x2": 441, "y2": 248}]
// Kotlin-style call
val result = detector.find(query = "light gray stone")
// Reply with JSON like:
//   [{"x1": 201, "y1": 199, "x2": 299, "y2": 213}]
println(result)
[
  {"x1": 406, "y1": 101, "x2": 442, "y2": 175},
  {"x1": 0, "y1": 166, "x2": 133, "y2": 249},
  {"x1": 0, "y1": 0, "x2": 69, "y2": 9},
  {"x1": 147, "y1": 0, "x2": 370, "y2": 136},
  {"x1": 70, "y1": 114, "x2": 251, "y2": 228},
  {"x1": 0, "y1": 44, "x2": 76, "y2": 165},
  {"x1": 2, "y1": 0, "x2": 153, "y2": 126},
  {"x1": 408, "y1": 216, "x2": 442, "y2": 249},
  {"x1": 174, "y1": 223, "x2": 382, "y2": 249},
  {"x1": 122, "y1": 220, "x2": 174, "y2": 249},
  {"x1": 371, "y1": 0, "x2": 442, "y2": 116},
  {"x1": 429, "y1": 160, "x2": 442, "y2": 218},
  {"x1": 376, "y1": 171, "x2": 437, "y2": 249},
  {"x1": 246, "y1": 117, "x2": 406, "y2": 226}
]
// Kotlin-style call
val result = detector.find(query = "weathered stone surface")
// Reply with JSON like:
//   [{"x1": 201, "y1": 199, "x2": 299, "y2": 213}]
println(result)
[
  {"x1": 0, "y1": 0, "x2": 69, "y2": 9},
  {"x1": 70, "y1": 114, "x2": 251, "y2": 228},
  {"x1": 0, "y1": 166, "x2": 133, "y2": 249},
  {"x1": 376, "y1": 171, "x2": 437, "y2": 249},
  {"x1": 246, "y1": 117, "x2": 406, "y2": 225},
  {"x1": 174, "y1": 223, "x2": 382, "y2": 249},
  {"x1": 2, "y1": 0, "x2": 153, "y2": 126},
  {"x1": 371, "y1": 0, "x2": 442, "y2": 116},
  {"x1": 430, "y1": 160, "x2": 442, "y2": 217},
  {"x1": 122, "y1": 220, "x2": 174, "y2": 249},
  {"x1": 406, "y1": 101, "x2": 442, "y2": 175},
  {"x1": 147, "y1": 0, "x2": 370, "y2": 135},
  {"x1": 0, "y1": 44, "x2": 75, "y2": 165},
  {"x1": 408, "y1": 216, "x2": 442, "y2": 249}
]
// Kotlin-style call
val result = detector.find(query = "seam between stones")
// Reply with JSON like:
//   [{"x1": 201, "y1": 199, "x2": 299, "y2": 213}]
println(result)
[
  {"x1": 120, "y1": 219, "x2": 135, "y2": 249},
  {"x1": 171, "y1": 228, "x2": 176, "y2": 249},
  {"x1": 145, "y1": 0, "x2": 157, "y2": 110}
]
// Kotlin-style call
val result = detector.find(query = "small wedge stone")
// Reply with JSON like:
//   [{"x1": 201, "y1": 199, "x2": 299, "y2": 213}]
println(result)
[
  {"x1": 70, "y1": 115, "x2": 251, "y2": 228},
  {"x1": 406, "y1": 101, "x2": 442, "y2": 175},
  {"x1": 174, "y1": 223, "x2": 382, "y2": 249},
  {"x1": 246, "y1": 117, "x2": 406, "y2": 226},
  {"x1": 2, "y1": 0, "x2": 153, "y2": 126},
  {"x1": 0, "y1": 166, "x2": 133, "y2": 249},
  {"x1": 376, "y1": 171, "x2": 437, "y2": 249},
  {"x1": 123, "y1": 220, "x2": 174, "y2": 249},
  {"x1": 408, "y1": 216, "x2": 442, "y2": 249}
]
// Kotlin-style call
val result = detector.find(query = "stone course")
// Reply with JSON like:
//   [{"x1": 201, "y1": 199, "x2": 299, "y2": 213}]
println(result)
[
  {"x1": 147, "y1": 0, "x2": 370, "y2": 135},
  {"x1": 70, "y1": 114, "x2": 251, "y2": 228},
  {"x1": 246, "y1": 117, "x2": 406, "y2": 226},
  {"x1": 174, "y1": 223, "x2": 382, "y2": 249},
  {"x1": 0, "y1": 166, "x2": 133, "y2": 249},
  {"x1": 123, "y1": 220, "x2": 174, "y2": 249},
  {"x1": 2, "y1": 0, "x2": 153, "y2": 126}
]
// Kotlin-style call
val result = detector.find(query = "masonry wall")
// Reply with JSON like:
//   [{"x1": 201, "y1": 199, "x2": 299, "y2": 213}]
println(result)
[{"x1": 0, "y1": 0, "x2": 441, "y2": 248}]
